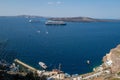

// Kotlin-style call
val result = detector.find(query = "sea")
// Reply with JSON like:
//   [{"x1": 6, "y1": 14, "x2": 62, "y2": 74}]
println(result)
[{"x1": 0, "y1": 16, "x2": 120, "y2": 74}]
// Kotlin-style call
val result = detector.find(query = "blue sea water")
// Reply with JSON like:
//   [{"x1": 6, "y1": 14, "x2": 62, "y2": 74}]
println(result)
[{"x1": 0, "y1": 16, "x2": 120, "y2": 74}]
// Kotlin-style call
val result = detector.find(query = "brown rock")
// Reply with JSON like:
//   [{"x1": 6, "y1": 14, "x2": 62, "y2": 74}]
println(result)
[{"x1": 103, "y1": 45, "x2": 120, "y2": 73}]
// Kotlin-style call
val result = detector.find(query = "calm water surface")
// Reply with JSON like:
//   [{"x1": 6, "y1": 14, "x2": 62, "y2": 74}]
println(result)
[{"x1": 0, "y1": 17, "x2": 120, "y2": 74}]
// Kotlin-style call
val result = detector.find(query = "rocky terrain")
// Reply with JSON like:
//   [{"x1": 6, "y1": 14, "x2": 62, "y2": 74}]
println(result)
[
  {"x1": 103, "y1": 45, "x2": 120, "y2": 73},
  {"x1": 78, "y1": 44, "x2": 120, "y2": 80}
]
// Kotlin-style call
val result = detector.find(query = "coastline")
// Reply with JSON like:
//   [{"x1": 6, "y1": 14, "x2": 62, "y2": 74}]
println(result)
[
  {"x1": 1, "y1": 44, "x2": 120, "y2": 80},
  {"x1": 0, "y1": 16, "x2": 119, "y2": 79}
]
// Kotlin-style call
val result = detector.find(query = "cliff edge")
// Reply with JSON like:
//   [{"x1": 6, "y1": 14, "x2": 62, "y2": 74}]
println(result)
[{"x1": 103, "y1": 45, "x2": 120, "y2": 73}]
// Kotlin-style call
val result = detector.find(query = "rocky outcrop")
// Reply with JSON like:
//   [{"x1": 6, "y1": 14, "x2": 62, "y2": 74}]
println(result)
[{"x1": 103, "y1": 45, "x2": 120, "y2": 73}]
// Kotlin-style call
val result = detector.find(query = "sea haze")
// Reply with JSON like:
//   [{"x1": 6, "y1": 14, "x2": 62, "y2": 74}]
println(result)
[{"x1": 0, "y1": 17, "x2": 120, "y2": 74}]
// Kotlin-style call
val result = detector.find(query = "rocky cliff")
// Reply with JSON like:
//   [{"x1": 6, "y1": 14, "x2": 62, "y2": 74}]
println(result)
[{"x1": 103, "y1": 45, "x2": 120, "y2": 73}]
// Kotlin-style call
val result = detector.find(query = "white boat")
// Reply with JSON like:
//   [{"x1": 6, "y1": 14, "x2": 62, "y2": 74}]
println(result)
[
  {"x1": 29, "y1": 20, "x2": 32, "y2": 23},
  {"x1": 46, "y1": 31, "x2": 48, "y2": 34},
  {"x1": 39, "y1": 62, "x2": 47, "y2": 69},
  {"x1": 37, "y1": 30, "x2": 40, "y2": 33},
  {"x1": 87, "y1": 60, "x2": 90, "y2": 64},
  {"x1": 29, "y1": 20, "x2": 40, "y2": 23}
]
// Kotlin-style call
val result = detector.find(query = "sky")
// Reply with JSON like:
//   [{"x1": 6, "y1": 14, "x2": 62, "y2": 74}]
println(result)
[{"x1": 0, "y1": 0, "x2": 120, "y2": 19}]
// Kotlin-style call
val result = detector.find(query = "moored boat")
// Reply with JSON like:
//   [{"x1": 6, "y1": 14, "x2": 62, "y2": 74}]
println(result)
[{"x1": 39, "y1": 62, "x2": 47, "y2": 69}]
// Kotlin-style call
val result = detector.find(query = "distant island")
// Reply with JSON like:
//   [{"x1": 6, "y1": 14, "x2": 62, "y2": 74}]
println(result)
[
  {"x1": 48, "y1": 17, "x2": 120, "y2": 22},
  {"x1": 1, "y1": 15, "x2": 119, "y2": 23},
  {"x1": 18, "y1": 15, "x2": 120, "y2": 22}
]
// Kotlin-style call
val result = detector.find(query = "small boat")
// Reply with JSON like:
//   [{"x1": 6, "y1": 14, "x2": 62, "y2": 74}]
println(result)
[
  {"x1": 39, "y1": 62, "x2": 47, "y2": 69},
  {"x1": 37, "y1": 30, "x2": 40, "y2": 33},
  {"x1": 87, "y1": 60, "x2": 90, "y2": 64},
  {"x1": 46, "y1": 31, "x2": 48, "y2": 34},
  {"x1": 29, "y1": 20, "x2": 32, "y2": 23},
  {"x1": 29, "y1": 20, "x2": 40, "y2": 23}
]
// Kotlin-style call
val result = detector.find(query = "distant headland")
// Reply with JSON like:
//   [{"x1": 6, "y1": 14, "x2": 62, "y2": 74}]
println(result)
[
  {"x1": 48, "y1": 17, "x2": 120, "y2": 22},
  {"x1": 0, "y1": 15, "x2": 120, "y2": 22}
]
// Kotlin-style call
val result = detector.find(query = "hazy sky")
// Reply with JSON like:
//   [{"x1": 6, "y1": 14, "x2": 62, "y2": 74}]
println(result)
[{"x1": 0, "y1": 0, "x2": 120, "y2": 18}]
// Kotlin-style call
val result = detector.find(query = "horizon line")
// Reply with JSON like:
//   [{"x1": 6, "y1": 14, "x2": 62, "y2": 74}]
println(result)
[{"x1": 0, "y1": 15, "x2": 119, "y2": 20}]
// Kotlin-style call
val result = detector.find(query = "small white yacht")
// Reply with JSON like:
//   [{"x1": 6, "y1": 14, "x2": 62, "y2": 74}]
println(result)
[
  {"x1": 39, "y1": 62, "x2": 47, "y2": 69},
  {"x1": 87, "y1": 60, "x2": 90, "y2": 64},
  {"x1": 29, "y1": 20, "x2": 40, "y2": 23}
]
